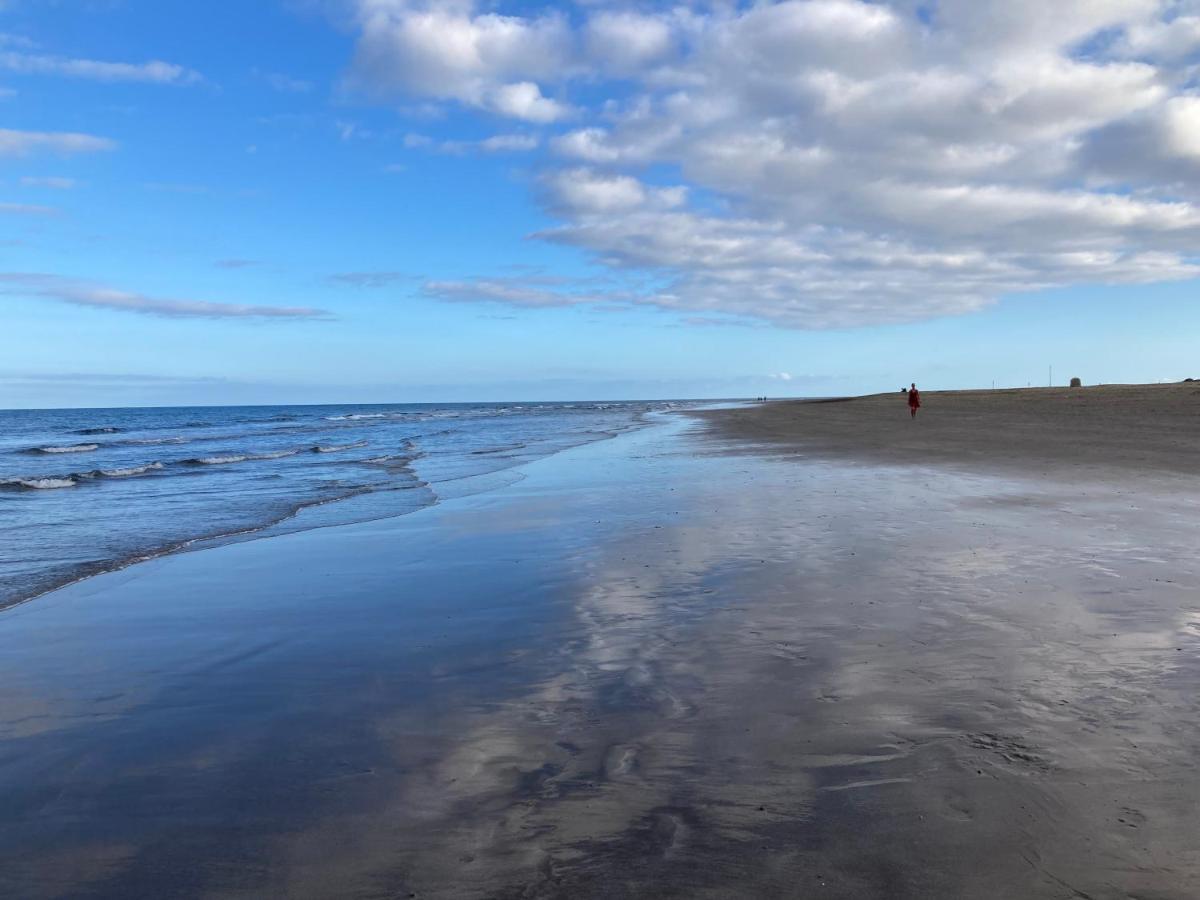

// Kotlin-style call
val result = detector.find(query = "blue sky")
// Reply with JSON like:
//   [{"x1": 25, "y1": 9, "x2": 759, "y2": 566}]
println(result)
[{"x1": 3, "y1": 0, "x2": 1199, "y2": 407}]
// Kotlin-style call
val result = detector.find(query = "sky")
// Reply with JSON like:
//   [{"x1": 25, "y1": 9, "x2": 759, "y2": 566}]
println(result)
[{"x1": 2, "y1": 0, "x2": 1200, "y2": 407}]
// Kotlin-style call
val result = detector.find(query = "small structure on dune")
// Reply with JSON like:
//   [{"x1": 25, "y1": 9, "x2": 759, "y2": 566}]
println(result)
[{"x1": 1069, "y1": 377, "x2": 1083, "y2": 388}]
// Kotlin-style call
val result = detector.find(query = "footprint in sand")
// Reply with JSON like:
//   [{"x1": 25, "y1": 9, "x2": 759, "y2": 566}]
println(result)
[{"x1": 1117, "y1": 806, "x2": 1147, "y2": 828}]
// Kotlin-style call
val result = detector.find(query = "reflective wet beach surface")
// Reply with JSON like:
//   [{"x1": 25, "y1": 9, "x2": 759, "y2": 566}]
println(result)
[{"x1": 1, "y1": 414, "x2": 1199, "y2": 898}]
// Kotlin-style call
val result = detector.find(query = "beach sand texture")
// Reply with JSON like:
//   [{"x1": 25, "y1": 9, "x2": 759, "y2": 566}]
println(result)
[
  {"x1": 703, "y1": 382, "x2": 1200, "y2": 477},
  {"x1": 1, "y1": 398, "x2": 1198, "y2": 898}
]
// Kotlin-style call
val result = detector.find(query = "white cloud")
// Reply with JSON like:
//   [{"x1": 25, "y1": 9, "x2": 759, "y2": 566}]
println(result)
[
  {"x1": 0, "y1": 201, "x2": 56, "y2": 215},
  {"x1": 542, "y1": 168, "x2": 686, "y2": 214},
  {"x1": 585, "y1": 12, "x2": 676, "y2": 74},
  {"x1": 0, "y1": 274, "x2": 327, "y2": 319},
  {"x1": 412, "y1": 132, "x2": 540, "y2": 154},
  {"x1": 425, "y1": 277, "x2": 585, "y2": 308},
  {"x1": 486, "y1": 80, "x2": 569, "y2": 122},
  {"x1": 0, "y1": 33, "x2": 36, "y2": 51},
  {"x1": 0, "y1": 51, "x2": 201, "y2": 84},
  {"x1": 1115, "y1": 14, "x2": 1200, "y2": 60},
  {"x1": 0, "y1": 128, "x2": 115, "y2": 157},
  {"x1": 479, "y1": 133, "x2": 538, "y2": 152},
  {"x1": 341, "y1": 0, "x2": 1200, "y2": 328},
  {"x1": 19, "y1": 176, "x2": 77, "y2": 189},
  {"x1": 258, "y1": 70, "x2": 312, "y2": 93},
  {"x1": 347, "y1": 1, "x2": 572, "y2": 120},
  {"x1": 327, "y1": 271, "x2": 413, "y2": 287}
]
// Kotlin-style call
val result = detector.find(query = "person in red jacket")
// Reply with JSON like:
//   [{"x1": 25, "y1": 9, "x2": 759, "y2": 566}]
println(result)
[{"x1": 908, "y1": 383, "x2": 921, "y2": 419}]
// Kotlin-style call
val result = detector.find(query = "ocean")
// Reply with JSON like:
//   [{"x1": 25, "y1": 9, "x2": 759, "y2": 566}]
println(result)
[{"x1": 0, "y1": 401, "x2": 688, "y2": 609}]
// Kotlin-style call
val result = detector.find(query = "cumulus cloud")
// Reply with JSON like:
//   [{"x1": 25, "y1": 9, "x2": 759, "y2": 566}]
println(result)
[
  {"x1": 0, "y1": 128, "x2": 115, "y2": 157},
  {"x1": 342, "y1": 0, "x2": 1200, "y2": 328},
  {"x1": 0, "y1": 50, "x2": 201, "y2": 84},
  {"x1": 346, "y1": 1, "x2": 573, "y2": 120},
  {"x1": 585, "y1": 11, "x2": 677, "y2": 75},
  {"x1": 0, "y1": 274, "x2": 327, "y2": 319},
  {"x1": 487, "y1": 80, "x2": 569, "y2": 122}
]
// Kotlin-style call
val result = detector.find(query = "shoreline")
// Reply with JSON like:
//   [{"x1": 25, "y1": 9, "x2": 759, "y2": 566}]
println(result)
[
  {"x1": 698, "y1": 382, "x2": 1200, "y2": 479},
  {"x1": 0, "y1": 412, "x2": 656, "y2": 615},
  {"x1": 2, "y1": 411, "x2": 1198, "y2": 897}
]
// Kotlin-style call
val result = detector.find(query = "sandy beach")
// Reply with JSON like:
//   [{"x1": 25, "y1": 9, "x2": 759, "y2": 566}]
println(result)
[
  {"x1": 2, "y1": 398, "x2": 1199, "y2": 898},
  {"x1": 702, "y1": 382, "x2": 1200, "y2": 478}
]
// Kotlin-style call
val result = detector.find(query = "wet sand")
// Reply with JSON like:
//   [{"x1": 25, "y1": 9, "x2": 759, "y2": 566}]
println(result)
[
  {"x1": 703, "y1": 382, "x2": 1200, "y2": 477},
  {"x1": 2, "y1": 409, "x2": 1199, "y2": 898}
]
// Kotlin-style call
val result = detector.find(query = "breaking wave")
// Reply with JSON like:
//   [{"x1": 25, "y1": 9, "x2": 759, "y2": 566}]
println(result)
[
  {"x1": 184, "y1": 449, "x2": 302, "y2": 465},
  {"x1": 1, "y1": 477, "x2": 78, "y2": 490},
  {"x1": 31, "y1": 444, "x2": 100, "y2": 454},
  {"x1": 87, "y1": 462, "x2": 165, "y2": 479},
  {"x1": 312, "y1": 440, "x2": 369, "y2": 453}
]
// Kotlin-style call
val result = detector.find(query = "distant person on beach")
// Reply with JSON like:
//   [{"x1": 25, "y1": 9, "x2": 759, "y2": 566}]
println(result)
[{"x1": 908, "y1": 383, "x2": 921, "y2": 419}]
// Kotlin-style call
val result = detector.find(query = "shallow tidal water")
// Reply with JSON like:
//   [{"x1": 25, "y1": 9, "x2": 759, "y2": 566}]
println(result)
[
  {"x1": 0, "y1": 401, "x2": 677, "y2": 609},
  {"x1": 1, "y1": 412, "x2": 1198, "y2": 898}
]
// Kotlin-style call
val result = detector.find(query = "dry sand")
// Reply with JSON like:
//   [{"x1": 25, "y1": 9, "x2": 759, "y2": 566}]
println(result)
[{"x1": 701, "y1": 382, "x2": 1200, "y2": 478}]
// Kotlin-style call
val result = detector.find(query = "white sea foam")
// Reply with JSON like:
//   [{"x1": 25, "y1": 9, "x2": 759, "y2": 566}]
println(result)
[
  {"x1": 187, "y1": 449, "x2": 301, "y2": 465},
  {"x1": 97, "y1": 462, "x2": 165, "y2": 478},
  {"x1": 35, "y1": 444, "x2": 99, "y2": 454},
  {"x1": 325, "y1": 413, "x2": 386, "y2": 421},
  {"x1": 2, "y1": 477, "x2": 77, "y2": 489},
  {"x1": 361, "y1": 454, "x2": 415, "y2": 468}
]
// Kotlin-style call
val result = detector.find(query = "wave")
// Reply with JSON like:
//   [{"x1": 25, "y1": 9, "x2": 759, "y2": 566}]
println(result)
[
  {"x1": 31, "y1": 444, "x2": 100, "y2": 454},
  {"x1": 325, "y1": 413, "x2": 387, "y2": 421},
  {"x1": 184, "y1": 449, "x2": 301, "y2": 465},
  {"x1": 74, "y1": 426, "x2": 121, "y2": 435},
  {"x1": 123, "y1": 436, "x2": 189, "y2": 446},
  {"x1": 312, "y1": 440, "x2": 369, "y2": 453},
  {"x1": 471, "y1": 442, "x2": 527, "y2": 455},
  {"x1": 361, "y1": 453, "x2": 411, "y2": 465},
  {"x1": 1, "y1": 477, "x2": 78, "y2": 490},
  {"x1": 87, "y1": 462, "x2": 165, "y2": 479},
  {"x1": 3, "y1": 460, "x2": 166, "y2": 491}
]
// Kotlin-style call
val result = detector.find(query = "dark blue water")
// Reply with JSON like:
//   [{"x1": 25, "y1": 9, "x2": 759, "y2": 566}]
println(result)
[{"x1": 0, "y1": 401, "x2": 689, "y2": 608}]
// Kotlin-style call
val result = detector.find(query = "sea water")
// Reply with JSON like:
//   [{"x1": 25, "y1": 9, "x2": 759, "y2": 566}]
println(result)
[{"x1": 0, "y1": 401, "x2": 688, "y2": 608}]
